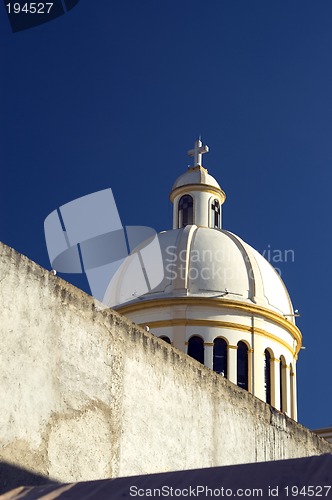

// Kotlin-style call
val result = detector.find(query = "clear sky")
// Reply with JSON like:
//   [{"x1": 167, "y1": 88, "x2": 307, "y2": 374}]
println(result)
[{"x1": 1, "y1": 0, "x2": 331, "y2": 430}]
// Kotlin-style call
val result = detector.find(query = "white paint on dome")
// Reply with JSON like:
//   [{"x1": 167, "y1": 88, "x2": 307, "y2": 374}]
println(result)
[
  {"x1": 172, "y1": 168, "x2": 221, "y2": 191},
  {"x1": 106, "y1": 226, "x2": 294, "y2": 317}
]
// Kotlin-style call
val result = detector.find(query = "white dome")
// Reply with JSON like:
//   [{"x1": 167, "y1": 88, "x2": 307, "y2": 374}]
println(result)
[
  {"x1": 172, "y1": 166, "x2": 222, "y2": 191},
  {"x1": 107, "y1": 225, "x2": 294, "y2": 319},
  {"x1": 109, "y1": 138, "x2": 301, "y2": 420},
  {"x1": 108, "y1": 139, "x2": 301, "y2": 420}
]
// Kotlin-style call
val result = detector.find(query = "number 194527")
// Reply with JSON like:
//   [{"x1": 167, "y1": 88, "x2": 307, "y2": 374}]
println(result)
[{"x1": 6, "y1": 3, "x2": 53, "y2": 14}]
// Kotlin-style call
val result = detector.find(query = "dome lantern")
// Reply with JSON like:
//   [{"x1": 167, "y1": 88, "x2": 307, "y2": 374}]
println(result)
[{"x1": 170, "y1": 139, "x2": 226, "y2": 230}]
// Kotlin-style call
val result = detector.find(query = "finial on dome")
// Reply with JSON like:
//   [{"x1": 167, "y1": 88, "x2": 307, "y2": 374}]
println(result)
[{"x1": 187, "y1": 138, "x2": 209, "y2": 168}]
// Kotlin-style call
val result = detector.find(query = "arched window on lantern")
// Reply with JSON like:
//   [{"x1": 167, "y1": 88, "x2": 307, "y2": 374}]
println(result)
[
  {"x1": 188, "y1": 336, "x2": 204, "y2": 365},
  {"x1": 213, "y1": 338, "x2": 228, "y2": 377},
  {"x1": 178, "y1": 195, "x2": 193, "y2": 227},
  {"x1": 237, "y1": 341, "x2": 248, "y2": 390},
  {"x1": 211, "y1": 199, "x2": 221, "y2": 228}
]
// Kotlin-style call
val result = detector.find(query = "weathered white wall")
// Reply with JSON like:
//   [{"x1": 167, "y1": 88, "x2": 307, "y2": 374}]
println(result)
[{"x1": 0, "y1": 243, "x2": 331, "y2": 488}]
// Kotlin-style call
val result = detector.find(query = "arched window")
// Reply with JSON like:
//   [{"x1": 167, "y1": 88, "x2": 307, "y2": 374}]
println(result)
[
  {"x1": 237, "y1": 341, "x2": 248, "y2": 390},
  {"x1": 188, "y1": 336, "x2": 204, "y2": 364},
  {"x1": 159, "y1": 336, "x2": 171, "y2": 344},
  {"x1": 213, "y1": 338, "x2": 228, "y2": 377},
  {"x1": 178, "y1": 195, "x2": 193, "y2": 227},
  {"x1": 211, "y1": 199, "x2": 220, "y2": 229},
  {"x1": 264, "y1": 349, "x2": 271, "y2": 405}
]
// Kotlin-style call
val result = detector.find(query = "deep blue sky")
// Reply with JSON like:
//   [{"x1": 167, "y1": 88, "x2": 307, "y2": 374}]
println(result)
[{"x1": 1, "y1": 0, "x2": 331, "y2": 430}]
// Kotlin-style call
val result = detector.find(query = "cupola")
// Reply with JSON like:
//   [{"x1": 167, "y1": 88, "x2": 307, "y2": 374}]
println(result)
[{"x1": 170, "y1": 139, "x2": 226, "y2": 229}]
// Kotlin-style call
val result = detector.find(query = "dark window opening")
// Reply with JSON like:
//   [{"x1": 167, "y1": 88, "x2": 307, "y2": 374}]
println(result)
[
  {"x1": 264, "y1": 349, "x2": 271, "y2": 405},
  {"x1": 159, "y1": 336, "x2": 171, "y2": 344},
  {"x1": 213, "y1": 338, "x2": 228, "y2": 377},
  {"x1": 211, "y1": 199, "x2": 220, "y2": 228},
  {"x1": 237, "y1": 341, "x2": 248, "y2": 390},
  {"x1": 178, "y1": 195, "x2": 193, "y2": 227},
  {"x1": 280, "y1": 357, "x2": 284, "y2": 412},
  {"x1": 188, "y1": 336, "x2": 204, "y2": 364}
]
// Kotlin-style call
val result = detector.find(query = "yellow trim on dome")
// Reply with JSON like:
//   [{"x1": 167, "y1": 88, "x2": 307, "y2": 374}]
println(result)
[
  {"x1": 170, "y1": 184, "x2": 226, "y2": 203},
  {"x1": 136, "y1": 318, "x2": 296, "y2": 356},
  {"x1": 117, "y1": 296, "x2": 302, "y2": 352}
]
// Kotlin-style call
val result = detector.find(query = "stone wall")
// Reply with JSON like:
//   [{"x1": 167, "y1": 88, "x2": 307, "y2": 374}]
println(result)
[{"x1": 0, "y1": 242, "x2": 331, "y2": 491}]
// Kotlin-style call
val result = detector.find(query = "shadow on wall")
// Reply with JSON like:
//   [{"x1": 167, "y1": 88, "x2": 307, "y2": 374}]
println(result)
[
  {"x1": 1, "y1": 454, "x2": 332, "y2": 500},
  {"x1": 0, "y1": 462, "x2": 59, "y2": 495}
]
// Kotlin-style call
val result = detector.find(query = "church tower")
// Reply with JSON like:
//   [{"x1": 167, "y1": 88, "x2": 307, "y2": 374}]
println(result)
[{"x1": 112, "y1": 139, "x2": 302, "y2": 421}]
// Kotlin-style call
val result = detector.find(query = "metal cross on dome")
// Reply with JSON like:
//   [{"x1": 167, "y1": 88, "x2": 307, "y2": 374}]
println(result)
[{"x1": 187, "y1": 138, "x2": 209, "y2": 167}]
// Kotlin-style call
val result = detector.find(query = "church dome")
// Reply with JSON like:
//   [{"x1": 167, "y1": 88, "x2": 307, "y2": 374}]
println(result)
[
  {"x1": 110, "y1": 138, "x2": 301, "y2": 421},
  {"x1": 106, "y1": 225, "x2": 294, "y2": 320}
]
